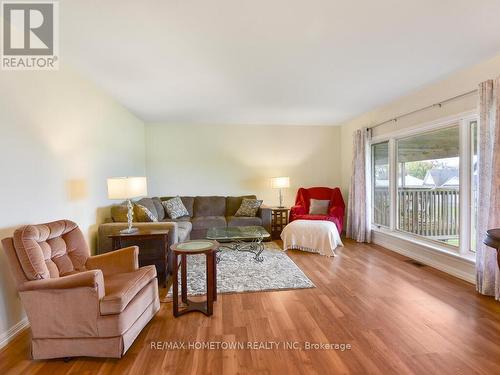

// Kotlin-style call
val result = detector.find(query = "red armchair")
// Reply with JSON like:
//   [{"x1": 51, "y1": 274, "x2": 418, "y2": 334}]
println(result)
[{"x1": 289, "y1": 187, "x2": 345, "y2": 232}]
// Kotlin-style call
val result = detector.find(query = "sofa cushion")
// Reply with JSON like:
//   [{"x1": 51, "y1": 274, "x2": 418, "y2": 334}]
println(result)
[
  {"x1": 161, "y1": 216, "x2": 191, "y2": 223},
  {"x1": 176, "y1": 222, "x2": 192, "y2": 242},
  {"x1": 151, "y1": 197, "x2": 165, "y2": 221},
  {"x1": 100, "y1": 265, "x2": 156, "y2": 315},
  {"x1": 226, "y1": 195, "x2": 256, "y2": 217},
  {"x1": 191, "y1": 216, "x2": 226, "y2": 230},
  {"x1": 227, "y1": 216, "x2": 263, "y2": 227},
  {"x1": 234, "y1": 198, "x2": 263, "y2": 217},
  {"x1": 194, "y1": 196, "x2": 226, "y2": 217},
  {"x1": 135, "y1": 198, "x2": 158, "y2": 219}
]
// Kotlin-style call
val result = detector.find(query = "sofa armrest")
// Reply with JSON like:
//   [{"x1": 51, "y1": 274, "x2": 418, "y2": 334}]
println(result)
[
  {"x1": 258, "y1": 207, "x2": 272, "y2": 235},
  {"x1": 86, "y1": 246, "x2": 139, "y2": 276},
  {"x1": 19, "y1": 269, "x2": 105, "y2": 299}
]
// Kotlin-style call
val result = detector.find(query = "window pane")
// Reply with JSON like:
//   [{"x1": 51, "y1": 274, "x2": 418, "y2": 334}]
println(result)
[
  {"x1": 470, "y1": 121, "x2": 478, "y2": 252},
  {"x1": 396, "y1": 126, "x2": 460, "y2": 247},
  {"x1": 372, "y1": 142, "x2": 389, "y2": 227}
]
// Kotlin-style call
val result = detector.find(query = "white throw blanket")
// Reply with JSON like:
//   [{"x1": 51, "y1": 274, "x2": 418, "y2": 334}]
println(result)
[{"x1": 281, "y1": 220, "x2": 343, "y2": 257}]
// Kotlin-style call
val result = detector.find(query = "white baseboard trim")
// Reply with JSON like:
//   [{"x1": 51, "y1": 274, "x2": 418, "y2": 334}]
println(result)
[
  {"x1": 0, "y1": 318, "x2": 30, "y2": 351},
  {"x1": 372, "y1": 230, "x2": 476, "y2": 284}
]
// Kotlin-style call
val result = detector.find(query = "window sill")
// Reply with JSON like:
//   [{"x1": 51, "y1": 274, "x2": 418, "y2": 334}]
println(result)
[{"x1": 372, "y1": 226, "x2": 476, "y2": 264}]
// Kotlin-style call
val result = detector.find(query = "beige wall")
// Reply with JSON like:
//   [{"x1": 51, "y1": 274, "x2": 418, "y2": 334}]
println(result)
[
  {"x1": 0, "y1": 67, "x2": 145, "y2": 346},
  {"x1": 339, "y1": 53, "x2": 500, "y2": 199},
  {"x1": 146, "y1": 124, "x2": 342, "y2": 207}
]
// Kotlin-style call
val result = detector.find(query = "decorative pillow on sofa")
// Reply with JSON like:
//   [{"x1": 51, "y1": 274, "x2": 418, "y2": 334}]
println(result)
[
  {"x1": 134, "y1": 204, "x2": 158, "y2": 222},
  {"x1": 163, "y1": 196, "x2": 190, "y2": 219},
  {"x1": 235, "y1": 198, "x2": 263, "y2": 217},
  {"x1": 309, "y1": 199, "x2": 330, "y2": 215},
  {"x1": 111, "y1": 204, "x2": 129, "y2": 222}
]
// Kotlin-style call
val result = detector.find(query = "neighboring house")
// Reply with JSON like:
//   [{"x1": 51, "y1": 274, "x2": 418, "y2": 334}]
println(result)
[
  {"x1": 423, "y1": 168, "x2": 459, "y2": 187},
  {"x1": 376, "y1": 175, "x2": 424, "y2": 188}
]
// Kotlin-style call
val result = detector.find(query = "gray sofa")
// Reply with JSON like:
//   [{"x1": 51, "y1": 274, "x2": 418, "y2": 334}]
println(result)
[{"x1": 97, "y1": 195, "x2": 271, "y2": 254}]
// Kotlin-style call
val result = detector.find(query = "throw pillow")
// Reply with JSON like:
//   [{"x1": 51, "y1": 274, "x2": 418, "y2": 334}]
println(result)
[
  {"x1": 309, "y1": 199, "x2": 330, "y2": 215},
  {"x1": 163, "y1": 196, "x2": 190, "y2": 219},
  {"x1": 234, "y1": 198, "x2": 263, "y2": 217},
  {"x1": 134, "y1": 204, "x2": 158, "y2": 222},
  {"x1": 110, "y1": 204, "x2": 129, "y2": 222}
]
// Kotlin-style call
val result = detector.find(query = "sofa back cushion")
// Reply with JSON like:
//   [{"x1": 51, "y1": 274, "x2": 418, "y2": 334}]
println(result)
[
  {"x1": 12, "y1": 220, "x2": 89, "y2": 280},
  {"x1": 151, "y1": 197, "x2": 165, "y2": 221},
  {"x1": 226, "y1": 195, "x2": 257, "y2": 217},
  {"x1": 194, "y1": 196, "x2": 226, "y2": 217},
  {"x1": 161, "y1": 196, "x2": 194, "y2": 217}
]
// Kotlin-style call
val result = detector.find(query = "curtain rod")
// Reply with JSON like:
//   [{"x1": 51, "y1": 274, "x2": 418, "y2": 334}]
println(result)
[{"x1": 367, "y1": 89, "x2": 478, "y2": 131}]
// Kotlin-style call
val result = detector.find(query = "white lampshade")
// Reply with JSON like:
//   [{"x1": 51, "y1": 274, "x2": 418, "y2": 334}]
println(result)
[
  {"x1": 107, "y1": 177, "x2": 148, "y2": 200},
  {"x1": 271, "y1": 176, "x2": 290, "y2": 189}
]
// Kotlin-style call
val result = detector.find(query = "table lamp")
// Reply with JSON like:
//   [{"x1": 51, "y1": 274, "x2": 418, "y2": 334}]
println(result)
[
  {"x1": 271, "y1": 176, "x2": 290, "y2": 208},
  {"x1": 107, "y1": 177, "x2": 148, "y2": 233}
]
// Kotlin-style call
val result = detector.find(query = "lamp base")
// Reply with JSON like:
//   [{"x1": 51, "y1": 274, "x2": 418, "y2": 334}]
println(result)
[{"x1": 120, "y1": 227, "x2": 139, "y2": 234}]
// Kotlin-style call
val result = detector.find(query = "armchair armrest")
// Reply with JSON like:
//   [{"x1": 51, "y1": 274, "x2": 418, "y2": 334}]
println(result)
[
  {"x1": 19, "y1": 270, "x2": 105, "y2": 298},
  {"x1": 328, "y1": 205, "x2": 344, "y2": 217},
  {"x1": 86, "y1": 246, "x2": 139, "y2": 276},
  {"x1": 19, "y1": 270, "x2": 105, "y2": 339},
  {"x1": 328, "y1": 206, "x2": 345, "y2": 233},
  {"x1": 258, "y1": 206, "x2": 272, "y2": 235},
  {"x1": 290, "y1": 205, "x2": 307, "y2": 216}
]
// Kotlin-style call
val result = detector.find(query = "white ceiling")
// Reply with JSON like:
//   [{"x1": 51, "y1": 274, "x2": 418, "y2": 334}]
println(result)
[{"x1": 62, "y1": 0, "x2": 500, "y2": 125}]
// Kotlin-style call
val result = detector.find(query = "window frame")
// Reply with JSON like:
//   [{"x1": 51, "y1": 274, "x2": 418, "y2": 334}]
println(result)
[{"x1": 370, "y1": 110, "x2": 478, "y2": 258}]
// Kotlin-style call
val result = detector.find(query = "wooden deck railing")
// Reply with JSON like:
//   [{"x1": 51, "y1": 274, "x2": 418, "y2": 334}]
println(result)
[{"x1": 373, "y1": 188, "x2": 459, "y2": 238}]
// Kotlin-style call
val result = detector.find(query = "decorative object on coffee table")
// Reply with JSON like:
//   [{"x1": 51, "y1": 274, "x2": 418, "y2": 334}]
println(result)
[
  {"x1": 107, "y1": 177, "x2": 148, "y2": 233},
  {"x1": 271, "y1": 176, "x2": 290, "y2": 208},
  {"x1": 206, "y1": 226, "x2": 270, "y2": 262},
  {"x1": 171, "y1": 240, "x2": 219, "y2": 317},
  {"x1": 271, "y1": 207, "x2": 290, "y2": 239},
  {"x1": 108, "y1": 229, "x2": 169, "y2": 287},
  {"x1": 483, "y1": 228, "x2": 500, "y2": 269}
]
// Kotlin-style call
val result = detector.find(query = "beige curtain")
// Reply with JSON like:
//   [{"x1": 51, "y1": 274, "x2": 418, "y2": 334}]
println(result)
[
  {"x1": 476, "y1": 78, "x2": 500, "y2": 300},
  {"x1": 346, "y1": 128, "x2": 371, "y2": 243}
]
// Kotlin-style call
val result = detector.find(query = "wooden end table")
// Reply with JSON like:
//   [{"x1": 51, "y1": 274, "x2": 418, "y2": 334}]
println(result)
[
  {"x1": 484, "y1": 228, "x2": 500, "y2": 270},
  {"x1": 171, "y1": 240, "x2": 219, "y2": 317},
  {"x1": 108, "y1": 229, "x2": 169, "y2": 287},
  {"x1": 271, "y1": 207, "x2": 290, "y2": 239}
]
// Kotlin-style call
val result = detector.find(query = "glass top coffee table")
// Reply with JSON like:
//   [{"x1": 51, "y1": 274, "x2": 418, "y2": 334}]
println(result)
[{"x1": 206, "y1": 226, "x2": 270, "y2": 262}]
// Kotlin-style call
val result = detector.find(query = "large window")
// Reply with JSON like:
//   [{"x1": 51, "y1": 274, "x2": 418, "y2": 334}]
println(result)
[
  {"x1": 370, "y1": 114, "x2": 478, "y2": 256},
  {"x1": 372, "y1": 142, "x2": 389, "y2": 227},
  {"x1": 397, "y1": 126, "x2": 460, "y2": 247}
]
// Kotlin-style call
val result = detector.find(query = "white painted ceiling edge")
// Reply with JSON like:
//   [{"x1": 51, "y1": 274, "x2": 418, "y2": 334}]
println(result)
[{"x1": 62, "y1": 0, "x2": 500, "y2": 126}]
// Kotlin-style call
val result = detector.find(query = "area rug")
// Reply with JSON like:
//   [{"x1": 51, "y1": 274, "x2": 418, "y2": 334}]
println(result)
[{"x1": 166, "y1": 242, "x2": 314, "y2": 298}]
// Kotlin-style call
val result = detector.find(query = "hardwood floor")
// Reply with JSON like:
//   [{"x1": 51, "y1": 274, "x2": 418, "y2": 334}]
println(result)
[{"x1": 1, "y1": 239, "x2": 499, "y2": 374}]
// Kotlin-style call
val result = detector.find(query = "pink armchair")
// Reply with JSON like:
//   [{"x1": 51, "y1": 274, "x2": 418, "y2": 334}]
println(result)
[
  {"x1": 290, "y1": 187, "x2": 345, "y2": 233},
  {"x1": 1, "y1": 220, "x2": 160, "y2": 359}
]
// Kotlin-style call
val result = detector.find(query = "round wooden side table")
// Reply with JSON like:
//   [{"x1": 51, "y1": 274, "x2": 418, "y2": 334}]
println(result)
[
  {"x1": 483, "y1": 228, "x2": 500, "y2": 270},
  {"x1": 171, "y1": 240, "x2": 219, "y2": 317}
]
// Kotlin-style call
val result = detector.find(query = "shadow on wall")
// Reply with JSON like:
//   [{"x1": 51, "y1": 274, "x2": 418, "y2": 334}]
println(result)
[
  {"x1": 89, "y1": 206, "x2": 112, "y2": 254},
  {"x1": 0, "y1": 226, "x2": 27, "y2": 336}
]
